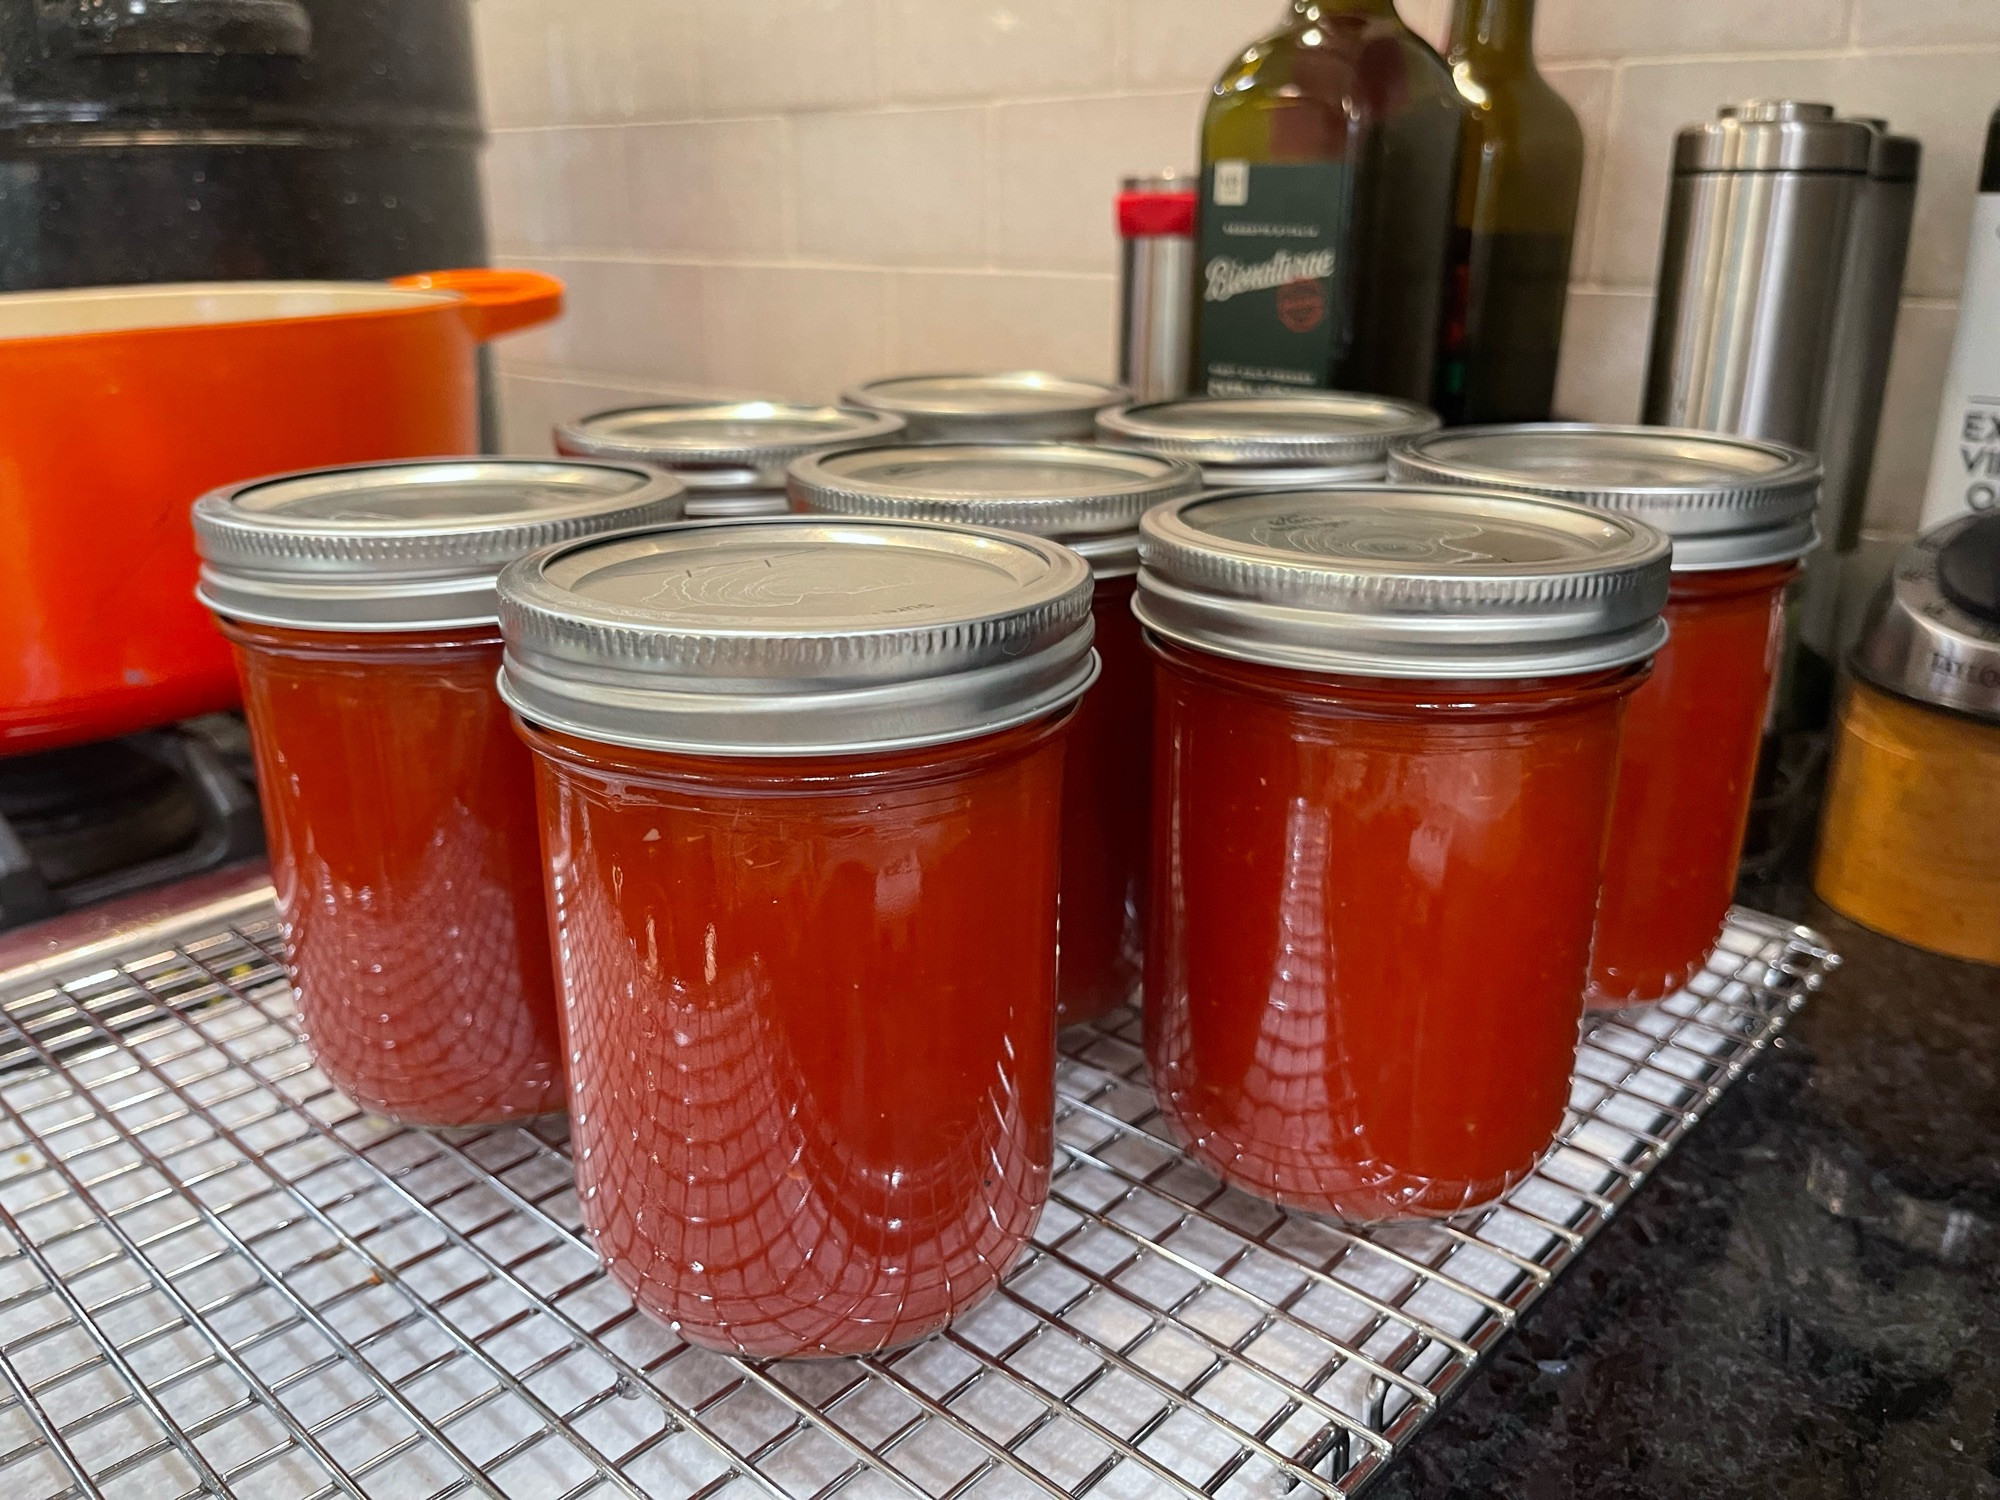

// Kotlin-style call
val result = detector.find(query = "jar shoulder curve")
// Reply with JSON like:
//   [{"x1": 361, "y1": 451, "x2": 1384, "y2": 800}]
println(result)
[
  {"x1": 1147, "y1": 633, "x2": 1648, "y2": 725},
  {"x1": 512, "y1": 707, "x2": 1077, "y2": 800}
]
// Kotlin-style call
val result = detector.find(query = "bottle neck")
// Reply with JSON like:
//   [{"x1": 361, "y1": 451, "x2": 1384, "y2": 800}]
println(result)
[{"x1": 1448, "y1": 0, "x2": 1536, "y2": 71}]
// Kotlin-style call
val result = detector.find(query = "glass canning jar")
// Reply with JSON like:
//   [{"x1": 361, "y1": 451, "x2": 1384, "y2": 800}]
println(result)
[
  {"x1": 845, "y1": 371, "x2": 1126, "y2": 442},
  {"x1": 1097, "y1": 391, "x2": 1439, "y2": 490},
  {"x1": 788, "y1": 439, "x2": 1202, "y2": 1026},
  {"x1": 192, "y1": 459, "x2": 684, "y2": 1125},
  {"x1": 556, "y1": 400, "x2": 904, "y2": 517},
  {"x1": 497, "y1": 516, "x2": 1097, "y2": 1358},
  {"x1": 1136, "y1": 483, "x2": 1670, "y2": 1220},
  {"x1": 1393, "y1": 425, "x2": 1820, "y2": 1006}
]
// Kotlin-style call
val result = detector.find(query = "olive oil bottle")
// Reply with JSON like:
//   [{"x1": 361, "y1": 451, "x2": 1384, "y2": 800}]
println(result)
[
  {"x1": 1194, "y1": 0, "x2": 1465, "y2": 404},
  {"x1": 1432, "y1": 0, "x2": 1584, "y2": 423}
]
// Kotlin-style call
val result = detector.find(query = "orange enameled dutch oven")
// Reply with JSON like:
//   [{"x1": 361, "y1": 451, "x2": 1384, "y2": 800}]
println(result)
[{"x1": 0, "y1": 267, "x2": 563, "y2": 754}]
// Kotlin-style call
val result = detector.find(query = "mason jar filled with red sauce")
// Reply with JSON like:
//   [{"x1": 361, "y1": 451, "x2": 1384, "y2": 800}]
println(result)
[
  {"x1": 496, "y1": 517, "x2": 1097, "y2": 1357},
  {"x1": 1392, "y1": 426, "x2": 1819, "y2": 1007},
  {"x1": 1137, "y1": 484, "x2": 1670, "y2": 1220},
  {"x1": 1097, "y1": 391, "x2": 1438, "y2": 489},
  {"x1": 556, "y1": 400, "x2": 904, "y2": 518},
  {"x1": 788, "y1": 440, "x2": 1201, "y2": 1027},
  {"x1": 192, "y1": 460, "x2": 685, "y2": 1125}
]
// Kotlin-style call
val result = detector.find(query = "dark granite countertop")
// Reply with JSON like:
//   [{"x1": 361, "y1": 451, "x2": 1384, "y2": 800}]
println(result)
[{"x1": 1375, "y1": 900, "x2": 2000, "y2": 1499}]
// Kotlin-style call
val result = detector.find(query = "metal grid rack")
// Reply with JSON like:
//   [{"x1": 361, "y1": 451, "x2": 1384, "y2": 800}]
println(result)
[{"x1": 0, "y1": 882, "x2": 1838, "y2": 1499}]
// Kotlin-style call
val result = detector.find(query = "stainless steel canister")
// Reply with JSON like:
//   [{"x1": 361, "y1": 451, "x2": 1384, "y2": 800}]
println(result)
[
  {"x1": 1812, "y1": 121, "x2": 1921, "y2": 659},
  {"x1": 1118, "y1": 172, "x2": 1197, "y2": 403},
  {"x1": 1642, "y1": 101, "x2": 1873, "y2": 446}
]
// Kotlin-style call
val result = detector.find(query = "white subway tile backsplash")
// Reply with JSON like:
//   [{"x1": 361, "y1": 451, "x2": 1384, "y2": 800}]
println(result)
[
  {"x1": 694, "y1": 0, "x2": 880, "y2": 114},
  {"x1": 1550, "y1": 287, "x2": 1652, "y2": 423},
  {"x1": 887, "y1": 271, "x2": 1119, "y2": 377},
  {"x1": 1535, "y1": 0, "x2": 1847, "y2": 62},
  {"x1": 794, "y1": 109, "x2": 987, "y2": 265},
  {"x1": 699, "y1": 266, "x2": 892, "y2": 400},
  {"x1": 879, "y1": 0, "x2": 1119, "y2": 104},
  {"x1": 990, "y1": 93, "x2": 1203, "y2": 271},
  {"x1": 627, "y1": 119, "x2": 792, "y2": 257},
  {"x1": 473, "y1": 0, "x2": 699, "y2": 128},
  {"x1": 1121, "y1": 0, "x2": 1281, "y2": 89},
  {"x1": 494, "y1": 370, "x2": 740, "y2": 456},
  {"x1": 484, "y1": 128, "x2": 634, "y2": 254},
  {"x1": 474, "y1": 0, "x2": 2000, "y2": 480},
  {"x1": 1860, "y1": 298, "x2": 1960, "y2": 532},
  {"x1": 1850, "y1": 0, "x2": 2000, "y2": 48},
  {"x1": 496, "y1": 256, "x2": 709, "y2": 383},
  {"x1": 1589, "y1": 50, "x2": 2000, "y2": 298}
]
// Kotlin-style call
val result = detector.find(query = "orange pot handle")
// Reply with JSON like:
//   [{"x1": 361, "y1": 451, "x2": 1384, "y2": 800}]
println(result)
[{"x1": 391, "y1": 267, "x2": 565, "y2": 342}]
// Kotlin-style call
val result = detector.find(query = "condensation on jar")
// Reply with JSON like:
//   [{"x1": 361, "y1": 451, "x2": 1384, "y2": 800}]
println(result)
[
  {"x1": 1392, "y1": 425, "x2": 1820, "y2": 1008},
  {"x1": 788, "y1": 439, "x2": 1202, "y2": 1028},
  {"x1": 496, "y1": 516, "x2": 1097, "y2": 1358},
  {"x1": 1136, "y1": 483, "x2": 1671, "y2": 1221},
  {"x1": 845, "y1": 371, "x2": 1127, "y2": 443},
  {"x1": 556, "y1": 400, "x2": 904, "y2": 518},
  {"x1": 1097, "y1": 391, "x2": 1439, "y2": 490},
  {"x1": 191, "y1": 459, "x2": 685, "y2": 1126}
]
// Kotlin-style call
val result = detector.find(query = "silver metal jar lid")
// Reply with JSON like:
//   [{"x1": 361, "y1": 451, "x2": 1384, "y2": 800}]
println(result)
[
  {"x1": 193, "y1": 459, "x2": 687, "y2": 631},
  {"x1": 1676, "y1": 100, "x2": 1873, "y2": 174},
  {"x1": 843, "y1": 372, "x2": 1127, "y2": 442},
  {"x1": 1850, "y1": 516, "x2": 2000, "y2": 722},
  {"x1": 556, "y1": 400, "x2": 905, "y2": 467},
  {"x1": 787, "y1": 441, "x2": 1202, "y2": 577},
  {"x1": 1097, "y1": 392, "x2": 1441, "y2": 471},
  {"x1": 496, "y1": 517, "x2": 1099, "y2": 756},
  {"x1": 1136, "y1": 484, "x2": 1672, "y2": 680},
  {"x1": 1389, "y1": 424, "x2": 1821, "y2": 570}
]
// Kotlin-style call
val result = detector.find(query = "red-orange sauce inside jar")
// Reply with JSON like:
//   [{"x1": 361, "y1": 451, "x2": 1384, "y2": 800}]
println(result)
[
  {"x1": 1146, "y1": 640, "x2": 1643, "y2": 1220},
  {"x1": 223, "y1": 621, "x2": 563, "y2": 1125},
  {"x1": 783, "y1": 441, "x2": 1199, "y2": 1029},
  {"x1": 1057, "y1": 573, "x2": 1152, "y2": 1026},
  {"x1": 1587, "y1": 562, "x2": 1798, "y2": 1008},
  {"x1": 496, "y1": 514, "x2": 1096, "y2": 1357},
  {"x1": 521, "y1": 714, "x2": 1068, "y2": 1358}
]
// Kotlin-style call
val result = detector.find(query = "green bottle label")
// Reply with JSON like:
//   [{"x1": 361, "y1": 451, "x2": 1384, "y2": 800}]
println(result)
[{"x1": 1196, "y1": 160, "x2": 1353, "y2": 394}]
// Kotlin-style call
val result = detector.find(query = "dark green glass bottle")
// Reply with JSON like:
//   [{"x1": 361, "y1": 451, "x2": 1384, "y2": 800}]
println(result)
[
  {"x1": 1432, "y1": 0, "x2": 1584, "y2": 423},
  {"x1": 1194, "y1": 1, "x2": 1465, "y2": 405}
]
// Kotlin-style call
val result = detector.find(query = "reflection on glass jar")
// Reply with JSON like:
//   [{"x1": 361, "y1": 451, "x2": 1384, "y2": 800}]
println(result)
[
  {"x1": 498, "y1": 516, "x2": 1097, "y2": 1356},
  {"x1": 192, "y1": 457, "x2": 685, "y2": 1126},
  {"x1": 1134, "y1": 483, "x2": 1671, "y2": 1221}
]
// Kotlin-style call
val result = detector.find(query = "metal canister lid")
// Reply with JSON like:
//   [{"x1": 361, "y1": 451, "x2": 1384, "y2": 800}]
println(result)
[
  {"x1": 1849, "y1": 117, "x2": 1921, "y2": 182},
  {"x1": 1136, "y1": 484, "x2": 1672, "y2": 679},
  {"x1": 787, "y1": 441, "x2": 1202, "y2": 576},
  {"x1": 1676, "y1": 100, "x2": 1873, "y2": 174},
  {"x1": 1389, "y1": 424, "x2": 1820, "y2": 570},
  {"x1": 497, "y1": 517, "x2": 1098, "y2": 756},
  {"x1": 1851, "y1": 516, "x2": 2000, "y2": 722},
  {"x1": 193, "y1": 459, "x2": 687, "y2": 631},
  {"x1": 843, "y1": 372, "x2": 1127, "y2": 442},
  {"x1": 1097, "y1": 393, "x2": 1441, "y2": 474}
]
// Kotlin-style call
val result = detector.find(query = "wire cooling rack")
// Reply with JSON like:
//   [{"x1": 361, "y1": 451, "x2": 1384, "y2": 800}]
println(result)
[{"x1": 0, "y1": 874, "x2": 1837, "y2": 1499}]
